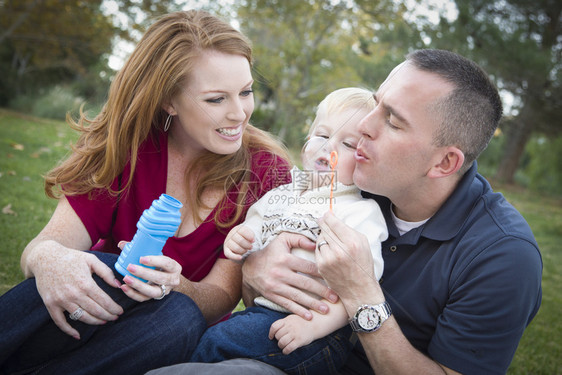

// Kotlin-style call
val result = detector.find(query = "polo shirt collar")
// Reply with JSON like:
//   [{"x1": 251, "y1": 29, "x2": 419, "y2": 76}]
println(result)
[
  {"x1": 365, "y1": 162, "x2": 486, "y2": 244},
  {"x1": 420, "y1": 162, "x2": 484, "y2": 241}
]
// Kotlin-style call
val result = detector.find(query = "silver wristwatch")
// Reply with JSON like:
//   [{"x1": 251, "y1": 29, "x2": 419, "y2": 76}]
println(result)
[{"x1": 349, "y1": 301, "x2": 392, "y2": 333}]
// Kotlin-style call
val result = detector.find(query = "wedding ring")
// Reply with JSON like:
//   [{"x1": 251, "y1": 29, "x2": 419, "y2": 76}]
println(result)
[
  {"x1": 154, "y1": 284, "x2": 167, "y2": 300},
  {"x1": 317, "y1": 240, "x2": 329, "y2": 249},
  {"x1": 69, "y1": 307, "x2": 84, "y2": 321}
]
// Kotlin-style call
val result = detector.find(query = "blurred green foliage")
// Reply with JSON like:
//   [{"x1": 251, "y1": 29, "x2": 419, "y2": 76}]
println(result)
[
  {"x1": 524, "y1": 136, "x2": 562, "y2": 196},
  {"x1": 1, "y1": 0, "x2": 560, "y2": 193}
]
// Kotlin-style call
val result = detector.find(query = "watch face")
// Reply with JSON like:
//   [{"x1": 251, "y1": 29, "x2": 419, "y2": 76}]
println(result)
[{"x1": 358, "y1": 308, "x2": 380, "y2": 330}]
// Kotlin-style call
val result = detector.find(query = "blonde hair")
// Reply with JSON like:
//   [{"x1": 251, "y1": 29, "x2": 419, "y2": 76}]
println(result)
[
  {"x1": 307, "y1": 87, "x2": 375, "y2": 138},
  {"x1": 45, "y1": 10, "x2": 289, "y2": 228}
]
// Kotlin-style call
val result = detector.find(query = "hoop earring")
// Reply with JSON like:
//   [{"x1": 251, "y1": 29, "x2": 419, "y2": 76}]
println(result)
[{"x1": 164, "y1": 114, "x2": 173, "y2": 132}]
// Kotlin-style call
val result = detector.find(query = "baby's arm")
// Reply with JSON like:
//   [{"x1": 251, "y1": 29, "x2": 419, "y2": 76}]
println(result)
[
  {"x1": 223, "y1": 224, "x2": 256, "y2": 261},
  {"x1": 269, "y1": 299, "x2": 349, "y2": 354}
]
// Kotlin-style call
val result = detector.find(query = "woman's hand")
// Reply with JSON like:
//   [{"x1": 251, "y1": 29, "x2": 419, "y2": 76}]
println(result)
[
  {"x1": 21, "y1": 197, "x2": 124, "y2": 339},
  {"x1": 117, "y1": 241, "x2": 182, "y2": 301},
  {"x1": 29, "y1": 242, "x2": 124, "y2": 340}
]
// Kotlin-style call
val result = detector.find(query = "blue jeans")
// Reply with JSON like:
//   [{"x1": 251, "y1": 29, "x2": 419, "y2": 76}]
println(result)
[
  {"x1": 0, "y1": 252, "x2": 206, "y2": 375},
  {"x1": 191, "y1": 306, "x2": 355, "y2": 375}
]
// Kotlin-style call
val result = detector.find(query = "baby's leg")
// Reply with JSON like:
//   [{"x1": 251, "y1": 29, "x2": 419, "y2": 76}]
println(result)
[{"x1": 190, "y1": 306, "x2": 287, "y2": 362}]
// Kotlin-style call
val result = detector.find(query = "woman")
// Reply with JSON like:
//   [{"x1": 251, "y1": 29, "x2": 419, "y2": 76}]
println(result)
[{"x1": 0, "y1": 10, "x2": 291, "y2": 375}]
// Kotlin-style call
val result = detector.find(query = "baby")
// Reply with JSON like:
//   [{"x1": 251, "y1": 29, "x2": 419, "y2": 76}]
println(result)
[{"x1": 191, "y1": 88, "x2": 388, "y2": 374}]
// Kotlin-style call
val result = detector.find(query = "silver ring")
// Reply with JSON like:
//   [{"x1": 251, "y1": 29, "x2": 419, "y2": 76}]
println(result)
[
  {"x1": 154, "y1": 284, "x2": 167, "y2": 300},
  {"x1": 317, "y1": 240, "x2": 328, "y2": 249},
  {"x1": 69, "y1": 307, "x2": 84, "y2": 321}
]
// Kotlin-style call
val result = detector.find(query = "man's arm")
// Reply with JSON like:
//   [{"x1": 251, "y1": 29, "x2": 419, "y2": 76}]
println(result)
[
  {"x1": 317, "y1": 212, "x2": 460, "y2": 375},
  {"x1": 241, "y1": 232, "x2": 339, "y2": 320}
]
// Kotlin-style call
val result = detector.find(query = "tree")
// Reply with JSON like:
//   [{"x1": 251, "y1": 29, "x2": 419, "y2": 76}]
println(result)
[
  {"x1": 234, "y1": 0, "x2": 428, "y2": 148},
  {"x1": 0, "y1": 0, "x2": 117, "y2": 103},
  {"x1": 352, "y1": 0, "x2": 426, "y2": 88},
  {"x1": 423, "y1": 0, "x2": 562, "y2": 183},
  {"x1": 235, "y1": 0, "x2": 374, "y2": 146},
  {"x1": 0, "y1": 0, "x2": 204, "y2": 107}
]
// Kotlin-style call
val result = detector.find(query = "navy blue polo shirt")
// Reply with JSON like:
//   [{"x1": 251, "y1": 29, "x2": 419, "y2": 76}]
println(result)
[{"x1": 351, "y1": 163, "x2": 542, "y2": 375}]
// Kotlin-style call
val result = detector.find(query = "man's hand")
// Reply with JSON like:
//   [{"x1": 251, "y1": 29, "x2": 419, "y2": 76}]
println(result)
[
  {"x1": 242, "y1": 232, "x2": 338, "y2": 320},
  {"x1": 316, "y1": 211, "x2": 382, "y2": 303}
]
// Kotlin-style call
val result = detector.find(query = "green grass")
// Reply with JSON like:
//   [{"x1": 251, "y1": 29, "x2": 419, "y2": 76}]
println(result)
[
  {"x1": 0, "y1": 108, "x2": 560, "y2": 373},
  {"x1": 0, "y1": 109, "x2": 78, "y2": 291}
]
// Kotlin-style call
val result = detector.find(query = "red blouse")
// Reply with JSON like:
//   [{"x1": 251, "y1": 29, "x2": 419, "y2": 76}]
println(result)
[{"x1": 67, "y1": 130, "x2": 291, "y2": 282}]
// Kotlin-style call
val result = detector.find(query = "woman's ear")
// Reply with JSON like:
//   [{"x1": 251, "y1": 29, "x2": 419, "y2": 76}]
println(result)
[
  {"x1": 428, "y1": 147, "x2": 465, "y2": 178},
  {"x1": 161, "y1": 103, "x2": 177, "y2": 116}
]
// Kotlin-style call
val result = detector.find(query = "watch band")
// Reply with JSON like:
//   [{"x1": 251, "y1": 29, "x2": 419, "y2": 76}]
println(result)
[
  {"x1": 349, "y1": 316, "x2": 363, "y2": 332},
  {"x1": 377, "y1": 301, "x2": 392, "y2": 320}
]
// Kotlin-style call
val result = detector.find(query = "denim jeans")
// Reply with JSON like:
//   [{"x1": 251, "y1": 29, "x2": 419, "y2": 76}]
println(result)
[
  {"x1": 191, "y1": 306, "x2": 355, "y2": 375},
  {"x1": 0, "y1": 251, "x2": 206, "y2": 375}
]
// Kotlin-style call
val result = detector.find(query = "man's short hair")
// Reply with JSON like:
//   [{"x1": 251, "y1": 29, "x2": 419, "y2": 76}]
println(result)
[{"x1": 407, "y1": 49, "x2": 503, "y2": 172}]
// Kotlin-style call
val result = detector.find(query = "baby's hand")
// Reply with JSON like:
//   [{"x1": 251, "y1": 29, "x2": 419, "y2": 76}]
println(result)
[
  {"x1": 269, "y1": 314, "x2": 315, "y2": 354},
  {"x1": 223, "y1": 224, "x2": 255, "y2": 261}
]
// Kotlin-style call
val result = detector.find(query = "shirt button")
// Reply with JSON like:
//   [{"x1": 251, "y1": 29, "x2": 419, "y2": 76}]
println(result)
[{"x1": 390, "y1": 245, "x2": 397, "y2": 252}]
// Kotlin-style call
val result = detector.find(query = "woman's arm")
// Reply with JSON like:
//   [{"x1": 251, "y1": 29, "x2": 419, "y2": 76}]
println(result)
[
  {"x1": 21, "y1": 196, "x2": 93, "y2": 276},
  {"x1": 118, "y1": 239, "x2": 243, "y2": 325},
  {"x1": 20, "y1": 196, "x2": 125, "y2": 339},
  {"x1": 175, "y1": 258, "x2": 242, "y2": 325}
]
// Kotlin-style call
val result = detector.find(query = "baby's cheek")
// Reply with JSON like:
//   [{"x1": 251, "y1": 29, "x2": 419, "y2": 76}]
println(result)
[{"x1": 337, "y1": 157, "x2": 356, "y2": 185}]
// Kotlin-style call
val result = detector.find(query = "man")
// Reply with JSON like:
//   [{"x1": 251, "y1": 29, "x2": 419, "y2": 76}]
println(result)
[{"x1": 149, "y1": 49, "x2": 542, "y2": 375}]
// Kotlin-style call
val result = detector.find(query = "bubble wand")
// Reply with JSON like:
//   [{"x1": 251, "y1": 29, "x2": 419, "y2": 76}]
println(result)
[{"x1": 329, "y1": 151, "x2": 338, "y2": 211}]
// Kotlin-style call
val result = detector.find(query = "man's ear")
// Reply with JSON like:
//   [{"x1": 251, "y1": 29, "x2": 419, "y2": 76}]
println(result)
[{"x1": 428, "y1": 147, "x2": 465, "y2": 178}]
